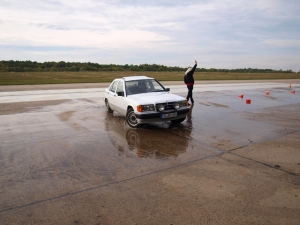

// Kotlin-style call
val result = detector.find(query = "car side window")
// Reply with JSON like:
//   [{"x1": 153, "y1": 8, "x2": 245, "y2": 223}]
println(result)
[
  {"x1": 109, "y1": 81, "x2": 118, "y2": 92},
  {"x1": 116, "y1": 81, "x2": 124, "y2": 96},
  {"x1": 116, "y1": 81, "x2": 124, "y2": 93}
]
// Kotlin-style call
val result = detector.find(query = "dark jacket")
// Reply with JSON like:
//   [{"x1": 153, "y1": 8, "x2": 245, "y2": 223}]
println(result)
[{"x1": 184, "y1": 63, "x2": 197, "y2": 86}]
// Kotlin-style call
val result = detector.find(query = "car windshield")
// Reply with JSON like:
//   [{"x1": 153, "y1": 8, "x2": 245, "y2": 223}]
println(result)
[{"x1": 125, "y1": 79, "x2": 166, "y2": 95}]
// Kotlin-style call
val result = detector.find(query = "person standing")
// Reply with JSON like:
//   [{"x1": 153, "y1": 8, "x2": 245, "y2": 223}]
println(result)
[{"x1": 184, "y1": 60, "x2": 197, "y2": 105}]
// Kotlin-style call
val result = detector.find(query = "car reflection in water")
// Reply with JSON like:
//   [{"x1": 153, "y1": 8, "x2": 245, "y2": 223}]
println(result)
[{"x1": 105, "y1": 106, "x2": 194, "y2": 159}]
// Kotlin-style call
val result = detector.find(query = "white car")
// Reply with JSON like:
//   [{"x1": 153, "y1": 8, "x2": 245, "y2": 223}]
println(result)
[{"x1": 104, "y1": 76, "x2": 190, "y2": 128}]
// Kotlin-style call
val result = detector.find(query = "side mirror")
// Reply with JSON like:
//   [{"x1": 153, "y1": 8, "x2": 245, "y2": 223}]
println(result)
[{"x1": 165, "y1": 88, "x2": 170, "y2": 91}]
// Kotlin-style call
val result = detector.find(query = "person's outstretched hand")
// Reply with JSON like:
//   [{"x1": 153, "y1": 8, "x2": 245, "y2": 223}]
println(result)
[{"x1": 195, "y1": 60, "x2": 197, "y2": 64}]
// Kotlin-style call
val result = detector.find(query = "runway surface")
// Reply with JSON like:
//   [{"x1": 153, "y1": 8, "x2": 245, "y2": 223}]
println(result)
[{"x1": 0, "y1": 81, "x2": 299, "y2": 225}]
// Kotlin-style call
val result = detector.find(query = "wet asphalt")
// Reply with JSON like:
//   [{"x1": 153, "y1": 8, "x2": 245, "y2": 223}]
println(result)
[{"x1": 0, "y1": 81, "x2": 299, "y2": 224}]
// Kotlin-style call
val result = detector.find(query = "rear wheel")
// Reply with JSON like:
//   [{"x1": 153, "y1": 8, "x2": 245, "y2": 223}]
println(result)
[
  {"x1": 126, "y1": 108, "x2": 142, "y2": 128},
  {"x1": 105, "y1": 99, "x2": 113, "y2": 113},
  {"x1": 170, "y1": 117, "x2": 186, "y2": 124}
]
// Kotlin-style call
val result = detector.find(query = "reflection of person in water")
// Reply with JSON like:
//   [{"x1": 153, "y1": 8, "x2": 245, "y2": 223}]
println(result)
[{"x1": 186, "y1": 104, "x2": 193, "y2": 127}]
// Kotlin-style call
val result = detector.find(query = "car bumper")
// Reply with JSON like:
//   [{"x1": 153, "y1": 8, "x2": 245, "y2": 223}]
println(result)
[{"x1": 135, "y1": 107, "x2": 190, "y2": 123}]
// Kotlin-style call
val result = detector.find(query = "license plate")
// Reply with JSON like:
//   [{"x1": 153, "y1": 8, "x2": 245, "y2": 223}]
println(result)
[{"x1": 160, "y1": 112, "x2": 177, "y2": 118}]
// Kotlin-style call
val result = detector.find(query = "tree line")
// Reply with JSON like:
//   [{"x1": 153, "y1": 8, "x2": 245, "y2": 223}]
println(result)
[{"x1": 0, "y1": 60, "x2": 296, "y2": 73}]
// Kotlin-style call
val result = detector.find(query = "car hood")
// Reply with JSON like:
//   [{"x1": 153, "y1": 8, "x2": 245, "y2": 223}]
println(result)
[{"x1": 127, "y1": 92, "x2": 185, "y2": 104}]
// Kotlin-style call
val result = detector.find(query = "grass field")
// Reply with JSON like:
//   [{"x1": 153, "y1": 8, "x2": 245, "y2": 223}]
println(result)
[{"x1": 0, "y1": 71, "x2": 299, "y2": 85}]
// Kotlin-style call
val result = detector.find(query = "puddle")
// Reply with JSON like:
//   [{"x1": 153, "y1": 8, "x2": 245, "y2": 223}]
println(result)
[
  {"x1": 1, "y1": 82, "x2": 299, "y2": 219},
  {"x1": 105, "y1": 114, "x2": 190, "y2": 159},
  {"x1": 0, "y1": 100, "x2": 69, "y2": 115}
]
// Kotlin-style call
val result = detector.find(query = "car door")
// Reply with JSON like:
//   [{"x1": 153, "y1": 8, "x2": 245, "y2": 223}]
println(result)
[
  {"x1": 114, "y1": 80, "x2": 127, "y2": 115},
  {"x1": 106, "y1": 80, "x2": 118, "y2": 110}
]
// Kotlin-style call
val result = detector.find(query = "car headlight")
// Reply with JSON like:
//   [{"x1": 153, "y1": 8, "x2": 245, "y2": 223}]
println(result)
[
  {"x1": 178, "y1": 100, "x2": 187, "y2": 107},
  {"x1": 174, "y1": 102, "x2": 180, "y2": 109},
  {"x1": 137, "y1": 104, "x2": 155, "y2": 112},
  {"x1": 158, "y1": 104, "x2": 165, "y2": 111}
]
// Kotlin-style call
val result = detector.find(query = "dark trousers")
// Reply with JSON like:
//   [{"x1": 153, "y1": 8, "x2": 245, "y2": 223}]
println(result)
[{"x1": 186, "y1": 85, "x2": 194, "y2": 104}]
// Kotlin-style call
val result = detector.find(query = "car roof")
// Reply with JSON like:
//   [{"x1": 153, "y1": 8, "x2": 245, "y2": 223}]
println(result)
[{"x1": 122, "y1": 76, "x2": 154, "y2": 81}]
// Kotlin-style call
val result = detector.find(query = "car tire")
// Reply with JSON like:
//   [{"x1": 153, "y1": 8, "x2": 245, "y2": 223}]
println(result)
[
  {"x1": 105, "y1": 99, "x2": 113, "y2": 113},
  {"x1": 170, "y1": 117, "x2": 186, "y2": 124},
  {"x1": 126, "y1": 108, "x2": 142, "y2": 128}
]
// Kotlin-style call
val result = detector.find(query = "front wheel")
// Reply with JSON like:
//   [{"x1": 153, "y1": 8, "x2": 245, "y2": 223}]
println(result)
[
  {"x1": 126, "y1": 108, "x2": 142, "y2": 128},
  {"x1": 170, "y1": 117, "x2": 186, "y2": 124}
]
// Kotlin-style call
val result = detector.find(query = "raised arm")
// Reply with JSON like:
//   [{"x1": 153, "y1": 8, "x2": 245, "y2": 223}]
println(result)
[{"x1": 189, "y1": 60, "x2": 197, "y2": 74}]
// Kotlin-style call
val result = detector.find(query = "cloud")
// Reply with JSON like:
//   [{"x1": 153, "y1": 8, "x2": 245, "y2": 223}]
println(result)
[
  {"x1": 262, "y1": 39, "x2": 300, "y2": 48},
  {"x1": 0, "y1": 0, "x2": 299, "y2": 71},
  {"x1": 0, "y1": 24, "x2": 170, "y2": 49}
]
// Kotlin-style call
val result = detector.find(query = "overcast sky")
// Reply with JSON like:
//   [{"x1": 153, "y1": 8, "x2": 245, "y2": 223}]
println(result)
[{"x1": 0, "y1": 0, "x2": 299, "y2": 71}]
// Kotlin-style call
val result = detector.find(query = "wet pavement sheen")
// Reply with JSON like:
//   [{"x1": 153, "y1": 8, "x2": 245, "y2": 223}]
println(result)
[{"x1": 0, "y1": 82, "x2": 299, "y2": 224}]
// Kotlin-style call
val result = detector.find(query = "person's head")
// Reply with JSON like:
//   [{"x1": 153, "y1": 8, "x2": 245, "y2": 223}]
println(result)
[{"x1": 138, "y1": 80, "x2": 148, "y2": 89}]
